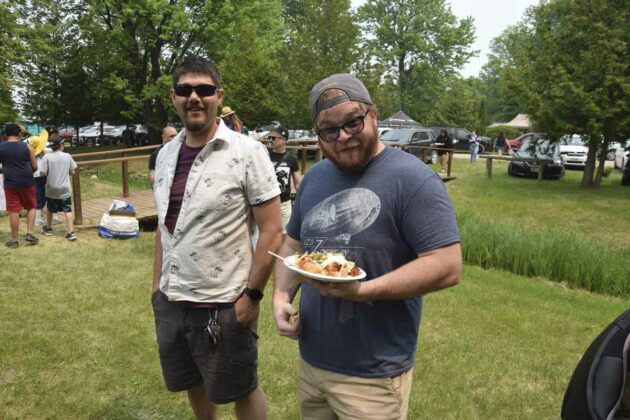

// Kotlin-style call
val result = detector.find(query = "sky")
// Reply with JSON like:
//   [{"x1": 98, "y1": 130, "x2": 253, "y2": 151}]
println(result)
[{"x1": 351, "y1": 0, "x2": 539, "y2": 78}]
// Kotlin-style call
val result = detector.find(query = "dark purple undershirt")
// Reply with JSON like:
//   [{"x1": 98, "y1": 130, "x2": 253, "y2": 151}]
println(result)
[
  {"x1": 164, "y1": 139, "x2": 241, "y2": 308},
  {"x1": 164, "y1": 141, "x2": 204, "y2": 235}
]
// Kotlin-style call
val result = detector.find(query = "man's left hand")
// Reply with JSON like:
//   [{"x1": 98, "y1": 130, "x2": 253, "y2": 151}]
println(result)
[
  {"x1": 305, "y1": 278, "x2": 363, "y2": 301},
  {"x1": 234, "y1": 294, "x2": 260, "y2": 328}
]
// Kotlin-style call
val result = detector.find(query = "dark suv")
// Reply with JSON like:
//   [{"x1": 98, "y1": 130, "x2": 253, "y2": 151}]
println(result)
[
  {"x1": 381, "y1": 128, "x2": 438, "y2": 164},
  {"x1": 428, "y1": 127, "x2": 492, "y2": 153}
]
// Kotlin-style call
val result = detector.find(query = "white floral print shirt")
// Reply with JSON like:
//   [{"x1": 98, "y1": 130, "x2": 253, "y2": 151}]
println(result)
[{"x1": 153, "y1": 120, "x2": 280, "y2": 302}]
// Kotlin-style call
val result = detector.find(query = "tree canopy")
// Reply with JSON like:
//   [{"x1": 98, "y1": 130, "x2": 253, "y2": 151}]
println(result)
[{"x1": 4, "y1": 0, "x2": 629, "y2": 190}]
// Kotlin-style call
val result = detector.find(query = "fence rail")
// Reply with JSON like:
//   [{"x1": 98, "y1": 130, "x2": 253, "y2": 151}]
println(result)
[{"x1": 69, "y1": 142, "x2": 454, "y2": 225}]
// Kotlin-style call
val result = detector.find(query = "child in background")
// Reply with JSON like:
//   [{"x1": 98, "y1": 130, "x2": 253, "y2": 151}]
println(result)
[{"x1": 40, "y1": 136, "x2": 78, "y2": 241}]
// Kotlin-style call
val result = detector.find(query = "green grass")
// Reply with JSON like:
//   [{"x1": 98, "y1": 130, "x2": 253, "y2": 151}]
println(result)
[
  {"x1": 0, "y1": 228, "x2": 626, "y2": 419},
  {"x1": 443, "y1": 159, "x2": 630, "y2": 247}
]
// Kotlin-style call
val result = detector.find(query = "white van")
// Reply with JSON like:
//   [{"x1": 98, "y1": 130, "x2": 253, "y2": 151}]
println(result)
[{"x1": 559, "y1": 134, "x2": 589, "y2": 167}]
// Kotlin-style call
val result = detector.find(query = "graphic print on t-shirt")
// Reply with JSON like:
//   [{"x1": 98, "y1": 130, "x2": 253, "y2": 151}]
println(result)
[
  {"x1": 302, "y1": 188, "x2": 380, "y2": 248},
  {"x1": 274, "y1": 162, "x2": 291, "y2": 194}
]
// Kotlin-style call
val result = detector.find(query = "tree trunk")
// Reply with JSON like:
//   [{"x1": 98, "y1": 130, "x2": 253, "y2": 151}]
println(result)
[
  {"x1": 580, "y1": 139, "x2": 600, "y2": 187},
  {"x1": 593, "y1": 135, "x2": 610, "y2": 186}
]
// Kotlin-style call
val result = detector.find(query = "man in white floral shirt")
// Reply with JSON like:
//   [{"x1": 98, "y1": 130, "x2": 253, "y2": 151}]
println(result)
[{"x1": 152, "y1": 56, "x2": 281, "y2": 420}]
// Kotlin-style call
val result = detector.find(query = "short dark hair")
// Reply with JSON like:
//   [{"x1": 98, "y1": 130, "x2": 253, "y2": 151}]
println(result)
[
  {"x1": 172, "y1": 56, "x2": 221, "y2": 89},
  {"x1": 4, "y1": 123, "x2": 21, "y2": 137}
]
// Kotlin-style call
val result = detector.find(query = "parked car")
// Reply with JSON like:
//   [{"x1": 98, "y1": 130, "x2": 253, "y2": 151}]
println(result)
[
  {"x1": 58, "y1": 126, "x2": 76, "y2": 143},
  {"x1": 559, "y1": 134, "x2": 589, "y2": 168},
  {"x1": 74, "y1": 126, "x2": 101, "y2": 146},
  {"x1": 615, "y1": 140, "x2": 630, "y2": 170},
  {"x1": 381, "y1": 128, "x2": 439, "y2": 164},
  {"x1": 101, "y1": 125, "x2": 126, "y2": 146},
  {"x1": 506, "y1": 132, "x2": 545, "y2": 154},
  {"x1": 378, "y1": 127, "x2": 391, "y2": 137},
  {"x1": 605, "y1": 141, "x2": 621, "y2": 161},
  {"x1": 623, "y1": 158, "x2": 630, "y2": 186},
  {"x1": 508, "y1": 137, "x2": 564, "y2": 180},
  {"x1": 428, "y1": 127, "x2": 492, "y2": 154}
]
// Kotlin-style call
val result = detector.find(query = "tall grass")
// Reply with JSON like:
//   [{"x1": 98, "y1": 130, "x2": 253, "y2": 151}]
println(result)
[{"x1": 458, "y1": 210, "x2": 630, "y2": 297}]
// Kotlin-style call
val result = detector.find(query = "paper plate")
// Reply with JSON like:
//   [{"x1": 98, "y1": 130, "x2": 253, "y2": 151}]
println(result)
[{"x1": 283, "y1": 255, "x2": 366, "y2": 283}]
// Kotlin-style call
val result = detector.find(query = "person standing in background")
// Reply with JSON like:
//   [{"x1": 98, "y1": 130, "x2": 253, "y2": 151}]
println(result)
[
  {"x1": 148, "y1": 125, "x2": 178, "y2": 188},
  {"x1": 436, "y1": 129, "x2": 453, "y2": 173},
  {"x1": 40, "y1": 136, "x2": 78, "y2": 241},
  {"x1": 495, "y1": 131, "x2": 507, "y2": 156},
  {"x1": 266, "y1": 124, "x2": 301, "y2": 234},
  {"x1": 220, "y1": 106, "x2": 244, "y2": 133},
  {"x1": 469, "y1": 130, "x2": 480, "y2": 164},
  {"x1": 27, "y1": 127, "x2": 51, "y2": 226},
  {"x1": 0, "y1": 123, "x2": 39, "y2": 248}
]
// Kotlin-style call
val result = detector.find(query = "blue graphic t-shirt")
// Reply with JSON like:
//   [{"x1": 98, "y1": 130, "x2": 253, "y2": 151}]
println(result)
[{"x1": 287, "y1": 146, "x2": 460, "y2": 378}]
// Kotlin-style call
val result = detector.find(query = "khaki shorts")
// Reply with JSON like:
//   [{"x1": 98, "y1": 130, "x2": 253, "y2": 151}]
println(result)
[
  {"x1": 298, "y1": 358, "x2": 414, "y2": 420},
  {"x1": 280, "y1": 200, "x2": 292, "y2": 234}
]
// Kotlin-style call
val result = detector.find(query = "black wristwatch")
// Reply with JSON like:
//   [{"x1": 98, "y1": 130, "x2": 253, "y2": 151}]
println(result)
[{"x1": 243, "y1": 287, "x2": 264, "y2": 302}]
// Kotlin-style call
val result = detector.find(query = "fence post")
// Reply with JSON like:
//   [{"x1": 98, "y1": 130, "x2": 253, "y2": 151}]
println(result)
[
  {"x1": 447, "y1": 151, "x2": 453, "y2": 177},
  {"x1": 72, "y1": 167, "x2": 83, "y2": 225},
  {"x1": 121, "y1": 152, "x2": 129, "y2": 197},
  {"x1": 486, "y1": 157, "x2": 493, "y2": 179},
  {"x1": 538, "y1": 162, "x2": 546, "y2": 182},
  {"x1": 301, "y1": 146, "x2": 307, "y2": 174}
]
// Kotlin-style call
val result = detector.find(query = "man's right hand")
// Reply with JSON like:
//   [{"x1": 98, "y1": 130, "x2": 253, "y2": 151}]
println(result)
[{"x1": 273, "y1": 300, "x2": 300, "y2": 339}]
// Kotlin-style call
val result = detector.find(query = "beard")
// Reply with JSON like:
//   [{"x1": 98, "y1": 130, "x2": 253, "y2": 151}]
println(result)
[
  {"x1": 321, "y1": 134, "x2": 379, "y2": 173},
  {"x1": 185, "y1": 121, "x2": 210, "y2": 133}
]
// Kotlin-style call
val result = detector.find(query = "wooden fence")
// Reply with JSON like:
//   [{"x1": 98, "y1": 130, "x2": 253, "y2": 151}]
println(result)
[{"x1": 69, "y1": 141, "x2": 454, "y2": 225}]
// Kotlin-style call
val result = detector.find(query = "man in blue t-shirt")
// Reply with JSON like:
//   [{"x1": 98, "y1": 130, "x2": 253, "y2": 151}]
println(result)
[
  {"x1": 0, "y1": 123, "x2": 39, "y2": 248},
  {"x1": 272, "y1": 74, "x2": 462, "y2": 419}
]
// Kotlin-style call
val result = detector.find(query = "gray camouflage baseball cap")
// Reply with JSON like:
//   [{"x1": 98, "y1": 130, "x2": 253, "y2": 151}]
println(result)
[{"x1": 309, "y1": 73, "x2": 373, "y2": 121}]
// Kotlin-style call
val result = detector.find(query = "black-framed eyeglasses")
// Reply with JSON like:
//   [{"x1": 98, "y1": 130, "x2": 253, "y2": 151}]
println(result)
[
  {"x1": 315, "y1": 109, "x2": 372, "y2": 143},
  {"x1": 266, "y1": 135, "x2": 285, "y2": 141},
  {"x1": 174, "y1": 84, "x2": 218, "y2": 97}
]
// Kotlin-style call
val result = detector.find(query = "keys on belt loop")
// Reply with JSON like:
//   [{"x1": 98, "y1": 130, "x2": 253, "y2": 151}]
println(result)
[{"x1": 207, "y1": 308, "x2": 222, "y2": 345}]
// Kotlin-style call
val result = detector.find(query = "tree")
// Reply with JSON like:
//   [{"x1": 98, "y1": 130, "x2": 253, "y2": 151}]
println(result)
[
  {"x1": 511, "y1": 0, "x2": 630, "y2": 187},
  {"x1": 215, "y1": 0, "x2": 286, "y2": 129},
  {"x1": 13, "y1": 0, "x2": 95, "y2": 130},
  {"x1": 0, "y1": 3, "x2": 21, "y2": 123},
  {"x1": 281, "y1": 0, "x2": 360, "y2": 128},
  {"x1": 426, "y1": 76, "x2": 488, "y2": 132},
  {"x1": 480, "y1": 26, "x2": 528, "y2": 124},
  {"x1": 358, "y1": 0, "x2": 476, "y2": 122}
]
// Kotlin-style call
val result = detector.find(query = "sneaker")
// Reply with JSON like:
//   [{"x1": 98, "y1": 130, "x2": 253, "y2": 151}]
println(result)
[
  {"x1": 35, "y1": 219, "x2": 44, "y2": 226},
  {"x1": 24, "y1": 233, "x2": 39, "y2": 244},
  {"x1": 52, "y1": 216, "x2": 63, "y2": 225},
  {"x1": 5, "y1": 240, "x2": 19, "y2": 249},
  {"x1": 42, "y1": 226, "x2": 53, "y2": 236},
  {"x1": 65, "y1": 232, "x2": 78, "y2": 241}
]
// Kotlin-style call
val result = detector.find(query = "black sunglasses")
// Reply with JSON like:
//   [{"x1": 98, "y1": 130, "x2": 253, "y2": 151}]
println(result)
[
  {"x1": 174, "y1": 84, "x2": 218, "y2": 97},
  {"x1": 266, "y1": 135, "x2": 285, "y2": 141},
  {"x1": 316, "y1": 109, "x2": 372, "y2": 143}
]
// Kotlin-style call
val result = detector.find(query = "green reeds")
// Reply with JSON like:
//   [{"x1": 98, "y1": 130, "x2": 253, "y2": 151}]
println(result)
[{"x1": 458, "y1": 210, "x2": 630, "y2": 297}]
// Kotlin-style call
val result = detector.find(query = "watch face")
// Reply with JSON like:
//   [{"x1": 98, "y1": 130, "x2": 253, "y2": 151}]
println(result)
[{"x1": 245, "y1": 287, "x2": 263, "y2": 301}]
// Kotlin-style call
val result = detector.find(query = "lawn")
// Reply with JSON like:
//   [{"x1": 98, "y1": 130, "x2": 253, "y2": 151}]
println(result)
[{"x1": 0, "y1": 151, "x2": 629, "y2": 419}]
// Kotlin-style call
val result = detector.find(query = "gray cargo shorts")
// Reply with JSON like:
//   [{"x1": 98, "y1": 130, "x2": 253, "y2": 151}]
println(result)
[{"x1": 152, "y1": 291, "x2": 259, "y2": 404}]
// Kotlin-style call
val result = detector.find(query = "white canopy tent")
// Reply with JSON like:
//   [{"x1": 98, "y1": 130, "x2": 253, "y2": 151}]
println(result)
[{"x1": 378, "y1": 111, "x2": 422, "y2": 128}]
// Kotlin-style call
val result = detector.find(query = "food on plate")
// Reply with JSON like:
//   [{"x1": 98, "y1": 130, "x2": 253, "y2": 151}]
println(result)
[{"x1": 293, "y1": 252, "x2": 361, "y2": 278}]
